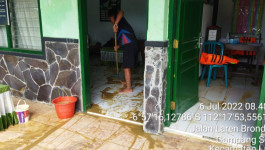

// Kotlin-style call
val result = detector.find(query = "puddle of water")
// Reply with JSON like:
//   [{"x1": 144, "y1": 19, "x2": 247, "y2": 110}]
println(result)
[
  {"x1": 101, "y1": 87, "x2": 119, "y2": 100},
  {"x1": 239, "y1": 91, "x2": 253, "y2": 103},
  {"x1": 106, "y1": 77, "x2": 122, "y2": 84}
]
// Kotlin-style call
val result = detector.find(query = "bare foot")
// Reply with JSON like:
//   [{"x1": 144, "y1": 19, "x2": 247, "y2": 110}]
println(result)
[{"x1": 119, "y1": 88, "x2": 133, "y2": 93}]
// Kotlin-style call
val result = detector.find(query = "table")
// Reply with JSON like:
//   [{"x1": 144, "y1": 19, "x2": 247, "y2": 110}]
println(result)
[
  {"x1": 224, "y1": 43, "x2": 263, "y2": 83},
  {"x1": 0, "y1": 85, "x2": 18, "y2": 131}
]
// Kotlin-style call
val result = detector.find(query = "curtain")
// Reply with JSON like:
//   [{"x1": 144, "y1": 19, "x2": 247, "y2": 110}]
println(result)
[
  {"x1": 0, "y1": 26, "x2": 8, "y2": 47},
  {"x1": 232, "y1": 0, "x2": 264, "y2": 34},
  {"x1": 9, "y1": 0, "x2": 41, "y2": 51}
]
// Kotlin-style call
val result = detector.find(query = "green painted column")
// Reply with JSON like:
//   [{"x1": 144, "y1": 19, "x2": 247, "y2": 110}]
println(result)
[
  {"x1": 40, "y1": 0, "x2": 79, "y2": 39},
  {"x1": 147, "y1": 0, "x2": 169, "y2": 41},
  {"x1": 253, "y1": 65, "x2": 265, "y2": 149}
]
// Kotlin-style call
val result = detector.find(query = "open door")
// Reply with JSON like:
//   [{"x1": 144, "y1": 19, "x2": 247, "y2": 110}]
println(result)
[{"x1": 171, "y1": 0, "x2": 203, "y2": 120}]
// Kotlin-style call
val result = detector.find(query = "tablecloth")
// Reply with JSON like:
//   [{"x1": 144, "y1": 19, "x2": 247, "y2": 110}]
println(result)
[{"x1": 0, "y1": 85, "x2": 18, "y2": 131}]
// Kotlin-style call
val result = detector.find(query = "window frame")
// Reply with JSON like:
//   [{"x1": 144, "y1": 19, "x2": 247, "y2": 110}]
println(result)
[{"x1": 0, "y1": 0, "x2": 44, "y2": 59}]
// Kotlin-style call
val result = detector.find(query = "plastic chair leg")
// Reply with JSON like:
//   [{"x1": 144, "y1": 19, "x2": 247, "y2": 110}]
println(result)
[
  {"x1": 200, "y1": 66, "x2": 207, "y2": 80},
  {"x1": 224, "y1": 65, "x2": 228, "y2": 87},
  {"x1": 207, "y1": 66, "x2": 213, "y2": 87},
  {"x1": 213, "y1": 68, "x2": 217, "y2": 80}
]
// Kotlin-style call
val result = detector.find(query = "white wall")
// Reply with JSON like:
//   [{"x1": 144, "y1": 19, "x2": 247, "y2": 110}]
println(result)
[
  {"x1": 87, "y1": 0, "x2": 147, "y2": 45},
  {"x1": 201, "y1": 4, "x2": 214, "y2": 43},
  {"x1": 199, "y1": 4, "x2": 214, "y2": 76},
  {"x1": 216, "y1": 0, "x2": 234, "y2": 38}
]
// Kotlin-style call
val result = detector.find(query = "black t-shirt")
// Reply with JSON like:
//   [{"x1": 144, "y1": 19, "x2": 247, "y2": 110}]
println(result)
[{"x1": 117, "y1": 17, "x2": 137, "y2": 47}]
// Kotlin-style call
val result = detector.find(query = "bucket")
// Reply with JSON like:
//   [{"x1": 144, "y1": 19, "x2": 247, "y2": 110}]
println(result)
[
  {"x1": 15, "y1": 100, "x2": 30, "y2": 124},
  {"x1": 52, "y1": 96, "x2": 77, "y2": 119}
]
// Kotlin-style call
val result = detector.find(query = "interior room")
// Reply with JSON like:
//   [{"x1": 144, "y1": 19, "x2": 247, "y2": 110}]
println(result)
[
  {"x1": 169, "y1": 0, "x2": 264, "y2": 145},
  {"x1": 86, "y1": 0, "x2": 147, "y2": 123}
]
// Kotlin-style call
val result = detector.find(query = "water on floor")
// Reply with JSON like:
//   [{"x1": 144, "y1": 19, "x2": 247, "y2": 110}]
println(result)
[
  {"x1": 88, "y1": 57, "x2": 144, "y2": 122},
  {"x1": 169, "y1": 76, "x2": 261, "y2": 145},
  {"x1": 1, "y1": 98, "x2": 233, "y2": 150}
]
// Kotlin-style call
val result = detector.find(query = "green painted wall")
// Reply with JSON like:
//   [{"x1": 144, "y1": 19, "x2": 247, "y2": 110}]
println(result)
[
  {"x1": 147, "y1": 0, "x2": 169, "y2": 41},
  {"x1": 40, "y1": 0, "x2": 79, "y2": 39}
]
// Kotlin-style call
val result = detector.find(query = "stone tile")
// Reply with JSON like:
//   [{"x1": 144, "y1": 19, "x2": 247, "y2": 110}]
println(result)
[
  {"x1": 31, "y1": 145, "x2": 46, "y2": 150},
  {"x1": 67, "y1": 48, "x2": 80, "y2": 67},
  {"x1": 47, "y1": 42, "x2": 68, "y2": 58},
  {"x1": 0, "y1": 59, "x2": 7, "y2": 71},
  {"x1": 2, "y1": 97, "x2": 232, "y2": 150},
  {"x1": 4, "y1": 55, "x2": 18, "y2": 75},
  {"x1": 59, "y1": 59, "x2": 72, "y2": 71},
  {"x1": 0, "y1": 121, "x2": 54, "y2": 150},
  {"x1": 4, "y1": 75, "x2": 26, "y2": 91},
  {"x1": 50, "y1": 62, "x2": 59, "y2": 85},
  {"x1": 46, "y1": 48, "x2": 56, "y2": 64},
  {"x1": 14, "y1": 65, "x2": 24, "y2": 82},
  {"x1": 97, "y1": 142, "x2": 129, "y2": 150},
  {"x1": 55, "y1": 70, "x2": 77, "y2": 89},
  {"x1": 0, "y1": 66, "x2": 7, "y2": 80},
  {"x1": 64, "y1": 116, "x2": 121, "y2": 141},
  {"x1": 18, "y1": 61, "x2": 30, "y2": 71},
  {"x1": 182, "y1": 137, "x2": 230, "y2": 150},
  {"x1": 30, "y1": 68, "x2": 45, "y2": 86},
  {"x1": 25, "y1": 89, "x2": 37, "y2": 100},
  {"x1": 131, "y1": 136, "x2": 147, "y2": 149},
  {"x1": 109, "y1": 129, "x2": 136, "y2": 147},
  {"x1": 37, "y1": 128, "x2": 104, "y2": 150},
  {"x1": 23, "y1": 70, "x2": 39, "y2": 93},
  {"x1": 37, "y1": 84, "x2": 52, "y2": 102},
  {"x1": 24, "y1": 58, "x2": 48, "y2": 70}
]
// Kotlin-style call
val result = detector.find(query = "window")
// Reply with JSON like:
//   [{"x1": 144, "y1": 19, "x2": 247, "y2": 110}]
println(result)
[{"x1": 0, "y1": 0, "x2": 43, "y2": 56}]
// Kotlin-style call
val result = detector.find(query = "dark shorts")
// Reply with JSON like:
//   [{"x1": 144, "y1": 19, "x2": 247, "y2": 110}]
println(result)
[{"x1": 122, "y1": 43, "x2": 139, "y2": 68}]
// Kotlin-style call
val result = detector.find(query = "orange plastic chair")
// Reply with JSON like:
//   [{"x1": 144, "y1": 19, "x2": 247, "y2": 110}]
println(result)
[{"x1": 200, "y1": 42, "x2": 228, "y2": 87}]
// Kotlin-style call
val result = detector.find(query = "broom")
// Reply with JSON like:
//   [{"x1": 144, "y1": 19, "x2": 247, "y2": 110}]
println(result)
[{"x1": 111, "y1": 32, "x2": 122, "y2": 78}]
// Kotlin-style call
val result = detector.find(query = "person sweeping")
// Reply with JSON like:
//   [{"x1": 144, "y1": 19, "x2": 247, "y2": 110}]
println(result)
[{"x1": 109, "y1": 9, "x2": 139, "y2": 93}]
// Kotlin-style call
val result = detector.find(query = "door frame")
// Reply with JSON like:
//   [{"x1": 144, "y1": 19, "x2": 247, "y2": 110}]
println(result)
[
  {"x1": 78, "y1": 0, "x2": 150, "y2": 113},
  {"x1": 165, "y1": 0, "x2": 177, "y2": 127},
  {"x1": 78, "y1": 0, "x2": 91, "y2": 112}
]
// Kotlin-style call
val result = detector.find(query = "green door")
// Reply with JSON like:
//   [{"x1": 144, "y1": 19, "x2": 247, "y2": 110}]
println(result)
[{"x1": 171, "y1": 0, "x2": 203, "y2": 120}]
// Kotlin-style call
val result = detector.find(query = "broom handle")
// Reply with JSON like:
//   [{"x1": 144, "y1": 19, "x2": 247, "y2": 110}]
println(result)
[{"x1": 115, "y1": 32, "x2": 119, "y2": 75}]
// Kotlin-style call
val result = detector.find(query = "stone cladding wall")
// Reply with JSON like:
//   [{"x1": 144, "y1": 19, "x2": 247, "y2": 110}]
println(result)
[
  {"x1": 143, "y1": 46, "x2": 168, "y2": 134},
  {"x1": 0, "y1": 41, "x2": 82, "y2": 111}
]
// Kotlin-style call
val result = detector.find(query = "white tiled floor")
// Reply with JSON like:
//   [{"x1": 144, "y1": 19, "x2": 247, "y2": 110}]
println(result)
[
  {"x1": 169, "y1": 76, "x2": 261, "y2": 145},
  {"x1": 88, "y1": 64, "x2": 144, "y2": 122},
  {"x1": 88, "y1": 56, "x2": 261, "y2": 145}
]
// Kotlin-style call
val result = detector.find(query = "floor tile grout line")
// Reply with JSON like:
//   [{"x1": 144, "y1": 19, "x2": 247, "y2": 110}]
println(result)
[
  {"x1": 45, "y1": 116, "x2": 86, "y2": 147},
  {"x1": 22, "y1": 118, "x2": 74, "y2": 150},
  {"x1": 164, "y1": 127, "x2": 247, "y2": 149},
  {"x1": 87, "y1": 111, "x2": 143, "y2": 126}
]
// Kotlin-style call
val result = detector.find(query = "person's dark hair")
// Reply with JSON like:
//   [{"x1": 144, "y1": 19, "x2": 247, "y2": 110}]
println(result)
[{"x1": 108, "y1": 8, "x2": 118, "y2": 17}]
